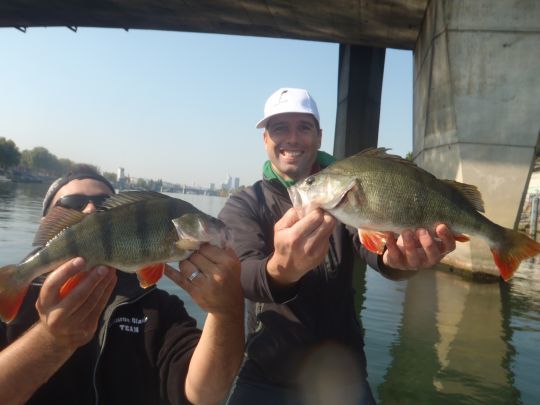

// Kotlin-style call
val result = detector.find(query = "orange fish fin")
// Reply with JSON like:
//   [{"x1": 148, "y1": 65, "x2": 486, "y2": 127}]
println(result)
[
  {"x1": 454, "y1": 234, "x2": 470, "y2": 242},
  {"x1": 359, "y1": 229, "x2": 387, "y2": 254},
  {"x1": 136, "y1": 263, "x2": 165, "y2": 288},
  {"x1": 0, "y1": 264, "x2": 29, "y2": 323},
  {"x1": 491, "y1": 230, "x2": 540, "y2": 281},
  {"x1": 59, "y1": 272, "x2": 88, "y2": 299}
]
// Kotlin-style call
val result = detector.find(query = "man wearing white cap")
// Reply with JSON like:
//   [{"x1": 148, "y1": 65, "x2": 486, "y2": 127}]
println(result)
[{"x1": 219, "y1": 87, "x2": 455, "y2": 404}]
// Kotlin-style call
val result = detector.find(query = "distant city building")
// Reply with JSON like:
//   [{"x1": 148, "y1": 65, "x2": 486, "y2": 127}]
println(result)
[
  {"x1": 234, "y1": 177, "x2": 240, "y2": 189},
  {"x1": 117, "y1": 167, "x2": 126, "y2": 190},
  {"x1": 223, "y1": 174, "x2": 233, "y2": 191},
  {"x1": 210, "y1": 183, "x2": 215, "y2": 191}
]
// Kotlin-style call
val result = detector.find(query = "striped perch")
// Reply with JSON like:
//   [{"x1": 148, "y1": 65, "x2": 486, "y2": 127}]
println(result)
[{"x1": 0, "y1": 191, "x2": 230, "y2": 323}]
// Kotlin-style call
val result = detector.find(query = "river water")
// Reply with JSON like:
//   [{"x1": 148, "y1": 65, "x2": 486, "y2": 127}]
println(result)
[{"x1": 1, "y1": 182, "x2": 539, "y2": 404}]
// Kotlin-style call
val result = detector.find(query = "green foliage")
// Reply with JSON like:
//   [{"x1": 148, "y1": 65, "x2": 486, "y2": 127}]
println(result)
[
  {"x1": 20, "y1": 147, "x2": 60, "y2": 175},
  {"x1": 17, "y1": 146, "x2": 98, "y2": 177},
  {"x1": 136, "y1": 178, "x2": 147, "y2": 189},
  {"x1": 0, "y1": 137, "x2": 21, "y2": 169},
  {"x1": 405, "y1": 151, "x2": 414, "y2": 161},
  {"x1": 134, "y1": 178, "x2": 162, "y2": 191},
  {"x1": 58, "y1": 158, "x2": 77, "y2": 174},
  {"x1": 77, "y1": 163, "x2": 100, "y2": 174},
  {"x1": 103, "y1": 171, "x2": 117, "y2": 183},
  {"x1": 2, "y1": 138, "x2": 163, "y2": 190}
]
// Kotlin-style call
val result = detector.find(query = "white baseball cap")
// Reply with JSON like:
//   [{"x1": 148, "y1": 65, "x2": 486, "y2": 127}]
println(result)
[{"x1": 256, "y1": 87, "x2": 320, "y2": 129}]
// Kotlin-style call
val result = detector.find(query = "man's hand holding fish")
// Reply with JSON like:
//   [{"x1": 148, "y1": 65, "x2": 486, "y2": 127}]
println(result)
[
  {"x1": 380, "y1": 225, "x2": 456, "y2": 271},
  {"x1": 36, "y1": 257, "x2": 117, "y2": 349},
  {"x1": 220, "y1": 87, "x2": 458, "y2": 404},
  {"x1": 0, "y1": 165, "x2": 244, "y2": 405},
  {"x1": 167, "y1": 244, "x2": 242, "y2": 316},
  {"x1": 267, "y1": 207, "x2": 337, "y2": 286}
]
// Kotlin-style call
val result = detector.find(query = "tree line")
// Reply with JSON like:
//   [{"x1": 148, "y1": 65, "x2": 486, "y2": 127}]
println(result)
[
  {"x1": 0, "y1": 136, "x2": 106, "y2": 178},
  {"x1": 0, "y1": 137, "x2": 168, "y2": 191}
]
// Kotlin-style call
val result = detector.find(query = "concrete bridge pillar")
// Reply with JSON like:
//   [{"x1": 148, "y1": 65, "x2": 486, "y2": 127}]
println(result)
[
  {"x1": 334, "y1": 44, "x2": 385, "y2": 159},
  {"x1": 413, "y1": 0, "x2": 540, "y2": 277}
]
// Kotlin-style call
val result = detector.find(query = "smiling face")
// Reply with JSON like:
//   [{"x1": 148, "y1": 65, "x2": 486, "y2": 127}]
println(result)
[{"x1": 263, "y1": 112, "x2": 322, "y2": 182}]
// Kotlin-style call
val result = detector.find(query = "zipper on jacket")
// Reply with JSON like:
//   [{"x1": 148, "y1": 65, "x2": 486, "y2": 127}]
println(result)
[{"x1": 92, "y1": 287, "x2": 156, "y2": 405}]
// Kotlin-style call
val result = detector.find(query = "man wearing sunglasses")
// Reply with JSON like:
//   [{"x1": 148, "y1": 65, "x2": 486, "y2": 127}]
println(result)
[{"x1": 0, "y1": 165, "x2": 244, "y2": 405}]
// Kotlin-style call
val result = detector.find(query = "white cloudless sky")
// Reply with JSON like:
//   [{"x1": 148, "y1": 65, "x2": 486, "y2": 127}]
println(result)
[{"x1": 0, "y1": 27, "x2": 412, "y2": 187}]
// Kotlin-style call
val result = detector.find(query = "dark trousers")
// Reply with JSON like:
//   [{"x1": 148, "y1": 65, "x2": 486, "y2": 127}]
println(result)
[{"x1": 226, "y1": 376, "x2": 377, "y2": 405}]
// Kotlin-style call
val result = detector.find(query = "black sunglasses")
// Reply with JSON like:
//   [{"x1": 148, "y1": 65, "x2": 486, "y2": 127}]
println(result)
[{"x1": 54, "y1": 194, "x2": 110, "y2": 211}]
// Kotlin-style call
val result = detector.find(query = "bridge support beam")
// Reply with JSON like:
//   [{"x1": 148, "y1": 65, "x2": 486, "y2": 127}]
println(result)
[
  {"x1": 413, "y1": 0, "x2": 540, "y2": 277},
  {"x1": 334, "y1": 44, "x2": 385, "y2": 159}
]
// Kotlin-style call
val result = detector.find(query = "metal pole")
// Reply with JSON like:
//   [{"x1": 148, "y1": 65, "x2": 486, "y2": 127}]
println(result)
[{"x1": 530, "y1": 195, "x2": 539, "y2": 240}]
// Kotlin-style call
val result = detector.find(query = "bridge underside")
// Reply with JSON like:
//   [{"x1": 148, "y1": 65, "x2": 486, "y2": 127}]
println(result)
[
  {"x1": 0, "y1": 0, "x2": 427, "y2": 49},
  {"x1": 2, "y1": 0, "x2": 539, "y2": 277}
]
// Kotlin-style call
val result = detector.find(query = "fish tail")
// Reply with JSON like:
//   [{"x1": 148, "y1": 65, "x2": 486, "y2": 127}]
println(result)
[
  {"x1": 491, "y1": 229, "x2": 540, "y2": 281},
  {"x1": 0, "y1": 264, "x2": 30, "y2": 323}
]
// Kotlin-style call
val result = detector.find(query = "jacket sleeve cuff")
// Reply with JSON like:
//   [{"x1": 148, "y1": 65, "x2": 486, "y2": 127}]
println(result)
[{"x1": 264, "y1": 257, "x2": 300, "y2": 304}]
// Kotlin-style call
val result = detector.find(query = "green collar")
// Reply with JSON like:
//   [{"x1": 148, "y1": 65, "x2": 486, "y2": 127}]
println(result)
[{"x1": 263, "y1": 151, "x2": 336, "y2": 188}]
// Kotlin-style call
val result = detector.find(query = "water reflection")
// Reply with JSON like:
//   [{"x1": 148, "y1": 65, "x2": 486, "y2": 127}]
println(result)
[
  {"x1": 433, "y1": 272, "x2": 516, "y2": 404},
  {"x1": 365, "y1": 263, "x2": 539, "y2": 404},
  {"x1": 0, "y1": 182, "x2": 50, "y2": 262},
  {"x1": 1, "y1": 183, "x2": 539, "y2": 403},
  {"x1": 507, "y1": 260, "x2": 540, "y2": 405}
]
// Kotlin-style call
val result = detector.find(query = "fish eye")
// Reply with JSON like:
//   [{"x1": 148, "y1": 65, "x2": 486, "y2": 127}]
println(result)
[{"x1": 305, "y1": 176, "x2": 315, "y2": 185}]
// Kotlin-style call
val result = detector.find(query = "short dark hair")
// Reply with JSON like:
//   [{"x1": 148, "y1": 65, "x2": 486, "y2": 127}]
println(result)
[{"x1": 42, "y1": 164, "x2": 115, "y2": 216}]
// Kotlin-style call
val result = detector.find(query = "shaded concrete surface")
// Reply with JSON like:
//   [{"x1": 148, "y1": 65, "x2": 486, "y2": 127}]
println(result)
[
  {"x1": 334, "y1": 44, "x2": 385, "y2": 159},
  {"x1": 0, "y1": 0, "x2": 427, "y2": 50},
  {"x1": 413, "y1": 0, "x2": 540, "y2": 276}
]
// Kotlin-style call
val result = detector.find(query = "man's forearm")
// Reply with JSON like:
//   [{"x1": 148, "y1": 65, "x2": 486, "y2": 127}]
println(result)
[
  {"x1": 185, "y1": 310, "x2": 244, "y2": 404},
  {"x1": 0, "y1": 322, "x2": 75, "y2": 404}
]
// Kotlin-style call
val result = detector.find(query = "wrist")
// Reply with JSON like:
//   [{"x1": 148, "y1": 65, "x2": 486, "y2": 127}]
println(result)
[
  {"x1": 33, "y1": 321, "x2": 81, "y2": 355},
  {"x1": 207, "y1": 305, "x2": 243, "y2": 323},
  {"x1": 266, "y1": 254, "x2": 299, "y2": 286}
]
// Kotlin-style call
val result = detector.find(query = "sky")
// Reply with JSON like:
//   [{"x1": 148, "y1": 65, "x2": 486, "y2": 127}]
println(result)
[{"x1": 0, "y1": 27, "x2": 413, "y2": 188}]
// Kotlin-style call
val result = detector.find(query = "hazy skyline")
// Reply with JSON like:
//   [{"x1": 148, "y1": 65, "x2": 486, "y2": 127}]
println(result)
[{"x1": 1, "y1": 27, "x2": 412, "y2": 187}]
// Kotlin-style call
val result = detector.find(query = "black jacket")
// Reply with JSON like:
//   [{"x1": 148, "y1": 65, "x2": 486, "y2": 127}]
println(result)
[
  {"x1": 219, "y1": 178, "x2": 405, "y2": 387},
  {"x1": 0, "y1": 272, "x2": 201, "y2": 405}
]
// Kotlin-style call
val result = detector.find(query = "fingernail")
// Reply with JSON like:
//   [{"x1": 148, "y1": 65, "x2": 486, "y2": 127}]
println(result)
[
  {"x1": 72, "y1": 257, "x2": 84, "y2": 267},
  {"x1": 97, "y1": 266, "x2": 109, "y2": 276}
]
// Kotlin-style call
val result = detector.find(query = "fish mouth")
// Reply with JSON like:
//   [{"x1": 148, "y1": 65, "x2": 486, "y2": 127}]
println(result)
[
  {"x1": 288, "y1": 177, "x2": 359, "y2": 217},
  {"x1": 287, "y1": 184, "x2": 315, "y2": 217},
  {"x1": 287, "y1": 184, "x2": 303, "y2": 210},
  {"x1": 173, "y1": 214, "x2": 230, "y2": 249}
]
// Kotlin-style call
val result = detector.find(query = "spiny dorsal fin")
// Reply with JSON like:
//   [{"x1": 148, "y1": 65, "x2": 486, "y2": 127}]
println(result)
[
  {"x1": 355, "y1": 148, "x2": 485, "y2": 212},
  {"x1": 353, "y1": 147, "x2": 420, "y2": 168},
  {"x1": 101, "y1": 191, "x2": 170, "y2": 210},
  {"x1": 33, "y1": 207, "x2": 86, "y2": 246},
  {"x1": 441, "y1": 180, "x2": 485, "y2": 212},
  {"x1": 349, "y1": 148, "x2": 438, "y2": 180}
]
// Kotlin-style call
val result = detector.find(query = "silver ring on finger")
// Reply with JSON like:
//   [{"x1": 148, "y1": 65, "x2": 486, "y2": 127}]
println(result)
[{"x1": 187, "y1": 270, "x2": 202, "y2": 282}]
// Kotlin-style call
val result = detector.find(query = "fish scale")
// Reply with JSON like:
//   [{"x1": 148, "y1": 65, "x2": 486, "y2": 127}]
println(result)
[
  {"x1": 289, "y1": 148, "x2": 540, "y2": 281},
  {"x1": 0, "y1": 191, "x2": 229, "y2": 323},
  {"x1": 337, "y1": 154, "x2": 491, "y2": 234}
]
